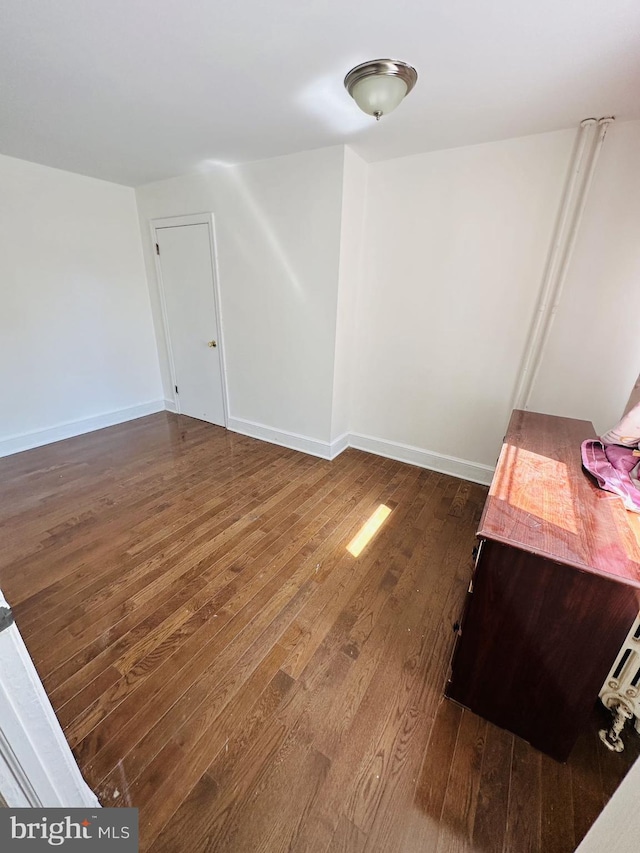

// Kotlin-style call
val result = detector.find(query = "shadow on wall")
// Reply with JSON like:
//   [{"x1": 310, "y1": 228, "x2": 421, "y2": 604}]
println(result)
[
  {"x1": 624, "y1": 374, "x2": 640, "y2": 416},
  {"x1": 200, "y1": 160, "x2": 305, "y2": 302}
]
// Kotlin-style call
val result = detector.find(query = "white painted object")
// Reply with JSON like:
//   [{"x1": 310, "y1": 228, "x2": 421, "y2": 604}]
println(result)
[
  {"x1": 351, "y1": 128, "x2": 576, "y2": 469},
  {"x1": 511, "y1": 118, "x2": 598, "y2": 411},
  {"x1": 0, "y1": 152, "x2": 163, "y2": 453},
  {"x1": 348, "y1": 432, "x2": 494, "y2": 486},
  {"x1": 2, "y1": 0, "x2": 640, "y2": 184},
  {"x1": 331, "y1": 147, "x2": 367, "y2": 445},
  {"x1": 0, "y1": 590, "x2": 99, "y2": 807},
  {"x1": 153, "y1": 215, "x2": 228, "y2": 427},
  {"x1": 525, "y1": 119, "x2": 640, "y2": 435},
  {"x1": 599, "y1": 613, "x2": 640, "y2": 750},
  {"x1": 223, "y1": 417, "x2": 494, "y2": 483},
  {"x1": 515, "y1": 117, "x2": 614, "y2": 412},
  {"x1": 138, "y1": 123, "x2": 640, "y2": 478},
  {"x1": 575, "y1": 755, "x2": 640, "y2": 853},
  {"x1": 137, "y1": 147, "x2": 345, "y2": 444},
  {"x1": 0, "y1": 400, "x2": 166, "y2": 459}
]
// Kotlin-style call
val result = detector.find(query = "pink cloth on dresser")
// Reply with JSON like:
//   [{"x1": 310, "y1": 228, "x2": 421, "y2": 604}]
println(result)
[{"x1": 581, "y1": 401, "x2": 640, "y2": 513}]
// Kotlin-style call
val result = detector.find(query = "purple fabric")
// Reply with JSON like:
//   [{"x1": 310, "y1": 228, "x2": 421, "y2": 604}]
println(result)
[{"x1": 582, "y1": 439, "x2": 640, "y2": 513}]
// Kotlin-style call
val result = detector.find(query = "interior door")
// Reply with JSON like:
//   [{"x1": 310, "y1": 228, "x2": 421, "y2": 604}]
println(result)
[{"x1": 155, "y1": 221, "x2": 226, "y2": 426}]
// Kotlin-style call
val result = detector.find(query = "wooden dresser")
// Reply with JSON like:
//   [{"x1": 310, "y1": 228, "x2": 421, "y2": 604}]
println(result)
[{"x1": 446, "y1": 409, "x2": 640, "y2": 761}]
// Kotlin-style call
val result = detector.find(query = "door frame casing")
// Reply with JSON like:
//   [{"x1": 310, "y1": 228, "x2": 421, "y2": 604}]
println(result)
[
  {"x1": 150, "y1": 213, "x2": 230, "y2": 426},
  {"x1": 0, "y1": 590, "x2": 99, "y2": 808}
]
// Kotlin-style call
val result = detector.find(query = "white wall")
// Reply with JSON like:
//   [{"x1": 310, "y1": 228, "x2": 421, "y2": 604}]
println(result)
[
  {"x1": 330, "y1": 146, "x2": 368, "y2": 444},
  {"x1": 351, "y1": 129, "x2": 575, "y2": 472},
  {"x1": 0, "y1": 153, "x2": 163, "y2": 455},
  {"x1": 528, "y1": 119, "x2": 640, "y2": 435},
  {"x1": 576, "y1": 756, "x2": 640, "y2": 853},
  {"x1": 136, "y1": 146, "x2": 345, "y2": 446}
]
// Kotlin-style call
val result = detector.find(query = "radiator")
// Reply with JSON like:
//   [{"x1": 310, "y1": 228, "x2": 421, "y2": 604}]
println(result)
[{"x1": 599, "y1": 613, "x2": 640, "y2": 751}]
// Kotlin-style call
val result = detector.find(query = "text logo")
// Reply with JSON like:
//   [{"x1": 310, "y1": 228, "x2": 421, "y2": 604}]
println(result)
[{"x1": 0, "y1": 809, "x2": 138, "y2": 850}]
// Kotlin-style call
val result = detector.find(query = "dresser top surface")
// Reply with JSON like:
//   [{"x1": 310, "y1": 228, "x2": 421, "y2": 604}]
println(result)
[{"x1": 478, "y1": 409, "x2": 640, "y2": 588}]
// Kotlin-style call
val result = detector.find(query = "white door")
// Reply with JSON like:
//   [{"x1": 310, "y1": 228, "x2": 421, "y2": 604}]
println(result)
[
  {"x1": 0, "y1": 589, "x2": 99, "y2": 807},
  {"x1": 154, "y1": 216, "x2": 226, "y2": 426}
]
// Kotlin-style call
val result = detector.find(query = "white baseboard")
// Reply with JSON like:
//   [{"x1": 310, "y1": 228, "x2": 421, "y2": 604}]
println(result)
[
  {"x1": 1, "y1": 404, "x2": 494, "y2": 486},
  {"x1": 348, "y1": 432, "x2": 494, "y2": 486},
  {"x1": 226, "y1": 417, "x2": 493, "y2": 485},
  {"x1": 0, "y1": 400, "x2": 166, "y2": 458},
  {"x1": 164, "y1": 398, "x2": 178, "y2": 414},
  {"x1": 227, "y1": 416, "x2": 333, "y2": 460},
  {"x1": 329, "y1": 432, "x2": 349, "y2": 460}
]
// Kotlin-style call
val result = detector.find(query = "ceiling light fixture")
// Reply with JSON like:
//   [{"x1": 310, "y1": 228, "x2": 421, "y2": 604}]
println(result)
[{"x1": 344, "y1": 59, "x2": 418, "y2": 121}]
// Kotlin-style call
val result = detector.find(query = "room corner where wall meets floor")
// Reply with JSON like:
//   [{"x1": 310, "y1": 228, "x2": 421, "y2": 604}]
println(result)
[
  {"x1": 2, "y1": 123, "x2": 640, "y2": 475},
  {"x1": 227, "y1": 413, "x2": 495, "y2": 484}
]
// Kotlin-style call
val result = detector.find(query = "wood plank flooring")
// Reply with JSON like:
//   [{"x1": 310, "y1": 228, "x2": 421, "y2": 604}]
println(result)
[{"x1": 1, "y1": 412, "x2": 637, "y2": 852}]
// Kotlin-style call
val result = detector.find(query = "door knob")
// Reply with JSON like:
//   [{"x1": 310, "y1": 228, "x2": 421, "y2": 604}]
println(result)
[{"x1": 208, "y1": 340, "x2": 217, "y2": 348}]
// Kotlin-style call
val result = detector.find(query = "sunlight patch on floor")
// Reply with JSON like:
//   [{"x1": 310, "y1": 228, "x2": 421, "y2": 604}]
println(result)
[{"x1": 347, "y1": 504, "x2": 392, "y2": 557}]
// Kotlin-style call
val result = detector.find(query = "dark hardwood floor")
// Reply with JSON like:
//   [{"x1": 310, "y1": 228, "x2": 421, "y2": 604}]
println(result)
[{"x1": 0, "y1": 412, "x2": 637, "y2": 852}]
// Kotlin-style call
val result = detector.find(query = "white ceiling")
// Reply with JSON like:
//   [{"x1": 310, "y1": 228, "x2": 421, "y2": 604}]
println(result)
[{"x1": 1, "y1": 0, "x2": 639, "y2": 186}]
